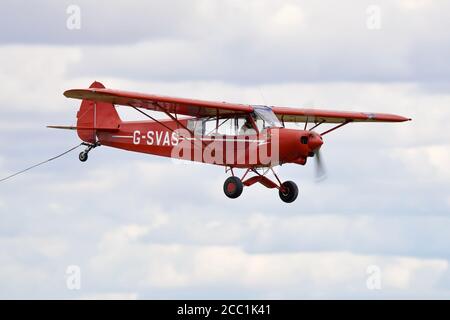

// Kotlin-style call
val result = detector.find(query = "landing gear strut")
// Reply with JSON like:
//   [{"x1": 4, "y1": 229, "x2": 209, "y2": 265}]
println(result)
[
  {"x1": 223, "y1": 167, "x2": 299, "y2": 203},
  {"x1": 79, "y1": 142, "x2": 100, "y2": 162}
]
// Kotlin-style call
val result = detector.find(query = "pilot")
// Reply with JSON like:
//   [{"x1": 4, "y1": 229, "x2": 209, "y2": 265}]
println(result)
[{"x1": 239, "y1": 116, "x2": 257, "y2": 135}]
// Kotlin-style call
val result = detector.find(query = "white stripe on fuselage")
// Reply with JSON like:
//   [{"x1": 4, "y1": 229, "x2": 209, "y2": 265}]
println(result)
[
  {"x1": 111, "y1": 135, "x2": 134, "y2": 138},
  {"x1": 182, "y1": 137, "x2": 265, "y2": 142},
  {"x1": 112, "y1": 135, "x2": 266, "y2": 142},
  {"x1": 180, "y1": 137, "x2": 268, "y2": 146}
]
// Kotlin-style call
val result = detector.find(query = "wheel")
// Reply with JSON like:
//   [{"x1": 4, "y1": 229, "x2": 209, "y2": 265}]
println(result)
[
  {"x1": 79, "y1": 151, "x2": 88, "y2": 162},
  {"x1": 223, "y1": 176, "x2": 243, "y2": 199},
  {"x1": 279, "y1": 181, "x2": 298, "y2": 203}
]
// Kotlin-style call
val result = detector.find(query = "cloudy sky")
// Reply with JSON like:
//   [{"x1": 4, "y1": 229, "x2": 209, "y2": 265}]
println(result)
[{"x1": 0, "y1": 0, "x2": 449, "y2": 299}]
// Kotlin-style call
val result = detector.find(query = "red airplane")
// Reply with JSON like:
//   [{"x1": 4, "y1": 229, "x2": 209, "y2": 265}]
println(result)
[{"x1": 49, "y1": 81, "x2": 410, "y2": 203}]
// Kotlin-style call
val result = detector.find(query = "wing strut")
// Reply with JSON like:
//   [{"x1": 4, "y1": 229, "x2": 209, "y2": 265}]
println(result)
[
  {"x1": 132, "y1": 107, "x2": 175, "y2": 133},
  {"x1": 132, "y1": 104, "x2": 206, "y2": 148},
  {"x1": 320, "y1": 120, "x2": 351, "y2": 136},
  {"x1": 152, "y1": 102, "x2": 205, "y2": 146},
  {"x1": 309, "y1": 120, "x2": 325, "y2": 131}
]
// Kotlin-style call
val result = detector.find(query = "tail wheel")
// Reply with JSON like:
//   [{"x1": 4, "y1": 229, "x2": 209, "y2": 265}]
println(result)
[
  {"x1": 223, "y1": 176, "x2": 243, "y2": 199},
  {"x1": 79, "y1": 151, "x2": 88, "y2": 162},
  {"x1": 279, "y1": 181, "x2": 298, "y2": 203}
]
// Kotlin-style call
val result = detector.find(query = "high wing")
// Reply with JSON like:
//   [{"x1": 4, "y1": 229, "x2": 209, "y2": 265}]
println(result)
[
  {"x1": 64, "y1": 82, "x2": 410, "y2": 123},
  {"x1": 64, "y1": 85, "x2": 253, "y2": 118},
  {"x1": 272, "y1": 106, "x2": 411, "y2": 123}
]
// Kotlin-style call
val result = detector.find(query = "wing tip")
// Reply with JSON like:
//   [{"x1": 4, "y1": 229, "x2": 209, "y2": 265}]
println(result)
[
  {"x1": 368, "y1": 112, "x2": 411, "y2": 122},
  {"x1": 399, "y1": 116, "x2": 412, "y2": 122}
]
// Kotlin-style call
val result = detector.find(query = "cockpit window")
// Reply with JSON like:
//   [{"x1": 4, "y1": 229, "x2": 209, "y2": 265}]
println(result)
[
  {"x1": 186, "y1": 106, "x2": 282, "y2": 137},
  {"x1": 253, "y1": 106, "x2": 283, "y2": 128}
]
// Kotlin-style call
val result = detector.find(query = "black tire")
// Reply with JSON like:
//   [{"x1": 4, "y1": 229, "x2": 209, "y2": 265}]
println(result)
[
  {"x1": 223, "y1": 176, "x2": 243, "y2": 199},
  {"x1": 79, "y1": 151, "x2": 88, "y2": 162},
  {"x1": 279, "y1": 181, "x2": 298, "y2": 203}
]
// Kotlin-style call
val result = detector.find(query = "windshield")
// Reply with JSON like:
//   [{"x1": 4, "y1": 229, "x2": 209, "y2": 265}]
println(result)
[{"x1": 253, "y1": 106, "x2": 283, "y2": 128}]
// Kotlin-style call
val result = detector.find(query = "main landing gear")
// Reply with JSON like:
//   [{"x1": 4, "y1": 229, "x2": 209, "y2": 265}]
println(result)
[
  {"x1": 223, "y1": 167, "x2": 299, "y2": 203},
  {"x1": 79, "y1": 142, "x2": 100, "y2": 162},
  {"x1": 223, "y1": 176, "x2": 244, "y2": 199},
  {"x1": 278, "y1": 181, "x2": 299, "y2": 203}
]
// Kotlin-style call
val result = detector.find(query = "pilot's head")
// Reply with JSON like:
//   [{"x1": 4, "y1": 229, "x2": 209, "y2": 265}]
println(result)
[
  {"x1": 244, "y1": 114, "x2": 256, "y2": 128},
  {"x1": 244, "y1": 120, "x2": 253, "y2": 128}
]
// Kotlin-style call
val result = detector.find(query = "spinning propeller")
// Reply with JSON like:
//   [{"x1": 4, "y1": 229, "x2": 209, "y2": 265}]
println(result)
[
  {"x1": 314, "y1": 146, "x2": 327, "y2": 182},
  {"x1": 306, "y1": 132, "x2": 327, "y2": 182}
]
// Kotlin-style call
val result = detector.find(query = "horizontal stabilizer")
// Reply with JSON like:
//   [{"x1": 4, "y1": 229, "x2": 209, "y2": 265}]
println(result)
[
  {"x1": 47, "y1": 125, "x2": 77, "y2": 130},
  {"x1": 47, "y1": 125, "x2": 119, "y2": 131}
]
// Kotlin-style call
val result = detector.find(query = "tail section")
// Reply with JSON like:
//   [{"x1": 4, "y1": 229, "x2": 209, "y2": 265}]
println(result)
[{"x1": 75, "y1": 81, "x2": 121, "y2": 143}]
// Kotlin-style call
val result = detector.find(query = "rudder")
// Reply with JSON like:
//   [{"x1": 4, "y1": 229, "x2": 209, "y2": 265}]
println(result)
[{"x1": 76, "y1": 81, "x2": 121, "y2": 143}]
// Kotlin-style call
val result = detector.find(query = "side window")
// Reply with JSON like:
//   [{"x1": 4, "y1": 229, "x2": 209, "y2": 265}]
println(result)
[
  {"x1": 187, "y1": 119, "x2": 204, "y2": 136},
  {"x1": 203, "y1": 118, "x2": 235, "y2": 136},
  {"x1": 237, "y1": 116, "x2": 257, "y2": 136},
  {"x1": 216, "y1": 118, "x2": 234, "y2": 135},
  {"x1": 236, "y1": 117, "x2": 246, "y2": 134},
  {"x1": 255, "y1": 118, "x2": 265, "y2": 132},
  {"x1": 188, "y1": 116, "x2": 259, "y2": 136},
  {"x1": 204, "y1": 119, "x2": 217, "y2": 136}
]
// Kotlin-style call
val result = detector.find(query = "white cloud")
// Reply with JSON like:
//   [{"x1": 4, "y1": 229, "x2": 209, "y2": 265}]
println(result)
[
  {"x1": 0, "y1": 263, "x2": 50, "y2": 294},
  {"x1": 392, "y1": 145, "x2": 450, "y2": 182},
  {"x1": 43, "y1": 167, "x2": 122, "y2": 193},
  {"x1": 0, "y1": 236, "x2": 68, "y2": 258},
  {"x1": 87, "y1": 226, "x2": 449, "y2": 297},
  {"x1": 99, "y1": 223, "x2": 166, "y2": 250},
  {"x1": 383, "y1": 257, "x2": 448, "y2": 290},
  {"x1": 80, "y1": 292, "x2": 138, "y2": 300},
  {"x1": 0, "y1": 45, "x2": 81, "y2": 111},
  {"x1": 397, "y1": 0, "x2": 433, "y2": 10},
  {"x1": 4, "y1": 1, "x2": 442, "y2": 87},
  {"x1": 56, "y1": 1, "x2": 450, "y2": 83}
]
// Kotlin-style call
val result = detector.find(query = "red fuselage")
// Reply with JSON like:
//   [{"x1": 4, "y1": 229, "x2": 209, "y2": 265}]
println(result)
[{"x1": 95, "y1": 118, "x2": 323, "y2": 168}]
